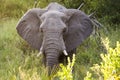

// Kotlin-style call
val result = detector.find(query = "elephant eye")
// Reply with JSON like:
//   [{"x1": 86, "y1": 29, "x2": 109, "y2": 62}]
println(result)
[{"x1": 63, "y1": 27, "x2": 67, "y2": 33}]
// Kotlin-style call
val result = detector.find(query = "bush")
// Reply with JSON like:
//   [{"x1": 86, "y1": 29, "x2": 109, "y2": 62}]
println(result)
[
  {"x1": 1, "y1": 0, "x2": 120, "y2": 25},
  {"x1": 55, "y1": 54, "x2": 76, "y2": 80},
  {"x1": 84, "y1": 38, "x2": 120, "y2": 80}
]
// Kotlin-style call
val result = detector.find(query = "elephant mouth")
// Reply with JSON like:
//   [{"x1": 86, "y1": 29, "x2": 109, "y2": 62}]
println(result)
[{"x1": 37, "y1": 41, "x2": 68, "y2": 57}]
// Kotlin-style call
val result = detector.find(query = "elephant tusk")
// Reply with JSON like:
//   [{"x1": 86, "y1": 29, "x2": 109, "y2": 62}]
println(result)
[
  {"x1": 37, "y1": 47, "x2": 43, "y2": 57},
  {"x1": 37, "y1": 51, "x2": 42, "y2": 57},
  {"x1": 63, "y1": 50, "x2": 68, "y2": 56}
]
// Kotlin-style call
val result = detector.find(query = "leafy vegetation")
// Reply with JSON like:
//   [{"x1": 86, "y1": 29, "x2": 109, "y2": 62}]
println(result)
[
  {"x1": 0, "y1": 0, "x2": 120, "y2": 80},
  {"x1": 55, "y1": 54, "x2": 76, "y2": 80},
  {"x1": 1, "y1": 0, "x2": 119, "y2": 24},
  {"x1": 84, "y1": 38, "x2": 120, "y2": 80}
]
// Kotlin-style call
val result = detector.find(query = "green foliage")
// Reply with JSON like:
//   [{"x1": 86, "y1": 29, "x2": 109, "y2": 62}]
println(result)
[
  {"x1": 17, "y1": 67, "x2": 41, "y2": 80},
  {"x1": 0, "y1": 19, "x2": 22, "y2": 80},
  {"x1": 73, "y1": 35, "x2": 103, "y2": 79},
  {"x1": 0, "y1": 19, "x2": 44, "y2": 80},
  {"x1": 84, "y1": 38, "x2": 120, "y2": 80},
  {"x1": 0, "y1": 0, "x2": 32, "y2": 18},
  {"x1": 55, "y1": 54, "x2": 75, "y2": 80},
  {"x1": 98, "y1": 0, "x2": 120, "y2": 24},
  {"x1": 1, "y1": 0, "x2": 119, "y2": 24}
]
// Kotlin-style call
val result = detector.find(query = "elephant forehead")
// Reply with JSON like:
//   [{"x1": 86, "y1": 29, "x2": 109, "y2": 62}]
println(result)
[
  {"x1": 42, "y1": 11, "x2": 65, "y2": 18},
  {"x1": 46, "y1": 2, "x2": 66, "y2": 12}
]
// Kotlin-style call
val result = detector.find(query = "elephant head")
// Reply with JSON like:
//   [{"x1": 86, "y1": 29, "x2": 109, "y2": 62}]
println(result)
[{"x1": 16, "y1": 2, "x2": 93, "y2": 75}]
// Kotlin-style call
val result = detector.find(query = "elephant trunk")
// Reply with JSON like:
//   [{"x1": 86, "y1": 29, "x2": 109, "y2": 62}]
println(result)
[
  {"x1": 43, "y1": 31, "x2": 65, "y2": 75},
  {"x1": 46, "y1": 50, "x2": 59, "y2": 66},
  {"x1": 46, "y1": 49, "x2": 59, "y2": 75},
  {"x1": 45, "y1": 39, "x2": 60, "y2": 75}
]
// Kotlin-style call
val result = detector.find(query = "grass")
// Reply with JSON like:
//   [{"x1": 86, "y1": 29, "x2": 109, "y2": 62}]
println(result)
[
  {"x1": 0, "y1": 17, "x2": 120, "y2": 80},
  {"x1": 0, "y1": 0, "x2": 34, "y2": 18},
  {"x1": 0, "y1": 19, "x2": 53, "y2": 80},
  {"x1": 0, "y1": 0, "x2": 52, "y2": 18}
]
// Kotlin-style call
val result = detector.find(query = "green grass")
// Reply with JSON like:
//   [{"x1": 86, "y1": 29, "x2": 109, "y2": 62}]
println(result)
[
  {"x1": 0, "y1": 18, "x2": 51, "y2": 80},
  {"x1": 0, "y1": 19, "x2": 24, "y2": 79},
  {"x1": 0, "y1": 0, "x2": 34, "y2": 18},
  {"x1": 0, "y1": 18, "x2": 120, "y2": 80},
  {"x1": 0, "y1": 0, "x2": 51, "y2": 18}
]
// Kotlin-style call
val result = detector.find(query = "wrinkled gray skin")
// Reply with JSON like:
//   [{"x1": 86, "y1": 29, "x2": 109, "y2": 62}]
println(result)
[{"x1": 16, "y1": 2, "x2": 93, "y2": 75}]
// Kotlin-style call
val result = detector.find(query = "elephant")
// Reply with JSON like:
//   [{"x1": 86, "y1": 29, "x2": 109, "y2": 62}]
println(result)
[{"x1": 16, "y1": 2, "x2": 93, "y2": 75}]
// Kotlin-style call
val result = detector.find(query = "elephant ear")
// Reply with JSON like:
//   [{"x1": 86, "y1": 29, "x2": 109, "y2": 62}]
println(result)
[
  {"x1": 64, "y1": 9, "x2": 93, "y2": 52},
  {"x1": 16, "y1": 8, "x2": 46, "y2": 50}
]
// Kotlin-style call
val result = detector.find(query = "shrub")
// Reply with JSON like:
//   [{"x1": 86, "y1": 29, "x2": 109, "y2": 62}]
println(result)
[
  {"x1": 84, "y1": 38, "x2": 120, "y2": 80},
  {"x1": 55, "y1": 54, "x2": 76, "y2": 80}
]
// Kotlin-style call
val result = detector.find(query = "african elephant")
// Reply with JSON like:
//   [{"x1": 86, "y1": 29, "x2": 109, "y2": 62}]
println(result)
[{"x1": 16, "y1": 2, "x2": 93, "y2": 75}]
